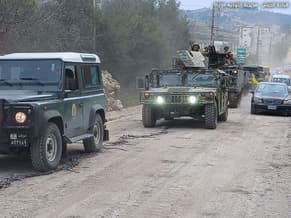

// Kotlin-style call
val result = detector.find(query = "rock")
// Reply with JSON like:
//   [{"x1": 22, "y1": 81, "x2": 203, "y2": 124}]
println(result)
[{"x1": 102, "y1": 71, "x2": 123, "y2": 111}]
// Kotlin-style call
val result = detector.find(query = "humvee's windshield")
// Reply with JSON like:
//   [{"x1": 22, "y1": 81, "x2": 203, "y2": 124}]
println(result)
[
  {"x1": 159, "y1": 74, "x2": 182, "y2": 86},
  {"x1": 186, "y1": 73, "x2": 217, "y2": 86},
  {"x1": 0, "y1": 60, "x2": 62, "y2": 90}
]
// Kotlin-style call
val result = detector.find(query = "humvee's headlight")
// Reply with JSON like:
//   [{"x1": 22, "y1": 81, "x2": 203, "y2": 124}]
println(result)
[
  {"x1": 156, "y1": 96, "x2": 165, "y2": 104},
  {"x1": 188, "y1": 96, "x2": 197, "y2": 104},
  {"x1": 15, "y1": 112, "x2": 27, "y2": 124}
]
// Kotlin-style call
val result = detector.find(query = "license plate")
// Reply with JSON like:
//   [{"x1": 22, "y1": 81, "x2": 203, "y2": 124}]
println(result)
[{"x1": 268, "y1": 105, "x2": 277, "y2": 110}]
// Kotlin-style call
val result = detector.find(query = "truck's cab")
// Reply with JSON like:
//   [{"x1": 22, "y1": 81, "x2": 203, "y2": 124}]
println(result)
[{"x1": 0, "y1": 52, "x2": 109, "y2": 171}]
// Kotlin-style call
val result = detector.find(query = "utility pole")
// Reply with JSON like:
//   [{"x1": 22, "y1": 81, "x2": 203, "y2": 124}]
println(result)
[
  {"x1": 256, "y1": 26, "x2": 261, "y2": 64},
  {"x1": 210, "y1": 1, "x2": 216, "y2": 45},
  {"x1": 92, "y1": 0, "x2": 96, "y2": 52}
]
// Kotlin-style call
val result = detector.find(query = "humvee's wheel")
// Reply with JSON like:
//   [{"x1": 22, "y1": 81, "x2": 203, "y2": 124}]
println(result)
[
  {"x1": 31, "y1": 123, "x2": 62, "y2": 172},
  {"x1": 142, "y1": 105, "x2": 156, "y2": 127},
  {"x1": 205, "y1": 103, "x2": 217, "y2": 129},
  {"x1": 83, "y1": 114, "x2": 104, "y2": 152},
  {"x1": 218, "y1": 106, "x2": 228, "y2": 122}
]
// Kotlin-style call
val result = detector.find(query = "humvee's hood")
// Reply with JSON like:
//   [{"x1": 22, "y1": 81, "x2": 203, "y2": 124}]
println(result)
[
  {"x1": 0, "y1": 90, "x2": 56, "y2": 102},
  {"x1": 149, "y1": 87, "x2": 217, "y2": 93}
]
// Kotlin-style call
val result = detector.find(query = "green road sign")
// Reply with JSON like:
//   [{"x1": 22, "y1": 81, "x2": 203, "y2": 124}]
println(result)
[{"x1": 236, "y1": 48, "x2": 247, "y2": 64}]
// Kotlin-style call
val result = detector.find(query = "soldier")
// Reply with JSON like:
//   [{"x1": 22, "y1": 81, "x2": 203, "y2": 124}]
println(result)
[{"x1": 191, "y1": 43, "x2": 200, "y2": 52}]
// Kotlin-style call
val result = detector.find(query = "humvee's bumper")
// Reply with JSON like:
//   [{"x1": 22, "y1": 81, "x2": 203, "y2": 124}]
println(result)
[{"x1": 145, "y1": 103, "x2": 209, "y2": 119}]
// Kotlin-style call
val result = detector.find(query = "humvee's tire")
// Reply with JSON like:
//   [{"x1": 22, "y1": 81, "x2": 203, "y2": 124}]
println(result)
[
  {"x1": 218, "y1": 106, "x2": 228, "y2": 122},
  {"x1": 30, "y1": 122, "x2": 62, "y2": 172},
  {"x1": 205, "y1": 103, "x2": 217, "y2": 129},
  {"x1": 142, "y1": 105, "x2": 156, "y2": 127},
  {"x1": 229, "y1": 100, "x2": 238, "y2": 108},
  {"x1": 83, "y1": 114, "x2": 104, "y2": 152},
  {"x1": 228, "y1": 93, "x2": 240, "y2": 108},
  {"x1": 251, "y1": 104, "x2": 257, "y2": 114}
]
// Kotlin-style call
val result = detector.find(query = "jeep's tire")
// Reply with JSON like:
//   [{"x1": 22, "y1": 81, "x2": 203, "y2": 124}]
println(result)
[
  {"x1": 218, "y1": 106, "x2": 228, "y2": 122},
  {"x1": 205, "y1": 103, "x2": 217, "y2": 129},
  {"x1": 251, "y1": 104, "x2": 257, "y2": 114},
  {"x1": 83, "y1": 114, "x2": 104, "y2": 153},
  {"x1": 30, "y1": 122, "x2": 62, "y2": 172},
  {"x1": 142, "y1": 105, "x2": 156, "y2": 127}
]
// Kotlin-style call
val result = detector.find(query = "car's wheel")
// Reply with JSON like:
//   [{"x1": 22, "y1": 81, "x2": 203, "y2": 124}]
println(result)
[
  {"x1": 218, "y1": 106, "x2": 228, "y2": 122},
  {"x1": 83, "y1": 114, "x2": 104, "y2": 152},
  {"x1": 205, "y1": 103, "x2": 217, "y2": 129},
  {"x1": 251, "y1": 103, "x2": 257, "y2": 114},
  {"x1": 142, "y1": 105, "x2": 156, "y2": 127},
  {"x1": 30, "y1": 122, "x2": 62, "y2": 172}
]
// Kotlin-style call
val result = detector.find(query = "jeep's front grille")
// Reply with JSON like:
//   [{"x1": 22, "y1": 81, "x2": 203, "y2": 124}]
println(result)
[
  {"x1": 263, "y1": 99, "x2": 282, "y2": 105},
  {"x1": 165, "y1": 95, "x2": 189, "y2": 104}
]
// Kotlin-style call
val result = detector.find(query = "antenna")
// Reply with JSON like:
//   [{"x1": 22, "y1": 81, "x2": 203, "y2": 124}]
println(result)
[{"x1": 210, "y1": 1, "x2": 216, "y2": 45}]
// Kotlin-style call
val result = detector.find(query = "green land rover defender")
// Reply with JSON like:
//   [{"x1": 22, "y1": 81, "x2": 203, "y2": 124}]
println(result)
[{"x1": 0, "y1": 52, "x2": 109, "y2": 171}]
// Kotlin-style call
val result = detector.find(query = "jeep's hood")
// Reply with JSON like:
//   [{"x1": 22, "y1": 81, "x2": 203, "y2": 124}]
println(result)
[
  {"x1": 149, "y1": 87, "x2": 217, "y2": 94},
  {"x1": 0, "y1": 90, "x2": 57, "y2": 102}
]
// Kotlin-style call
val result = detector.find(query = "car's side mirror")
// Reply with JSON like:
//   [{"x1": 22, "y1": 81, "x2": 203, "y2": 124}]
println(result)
[{"x1": 249, "y1": 90, "x2": 255, "y2": 94}]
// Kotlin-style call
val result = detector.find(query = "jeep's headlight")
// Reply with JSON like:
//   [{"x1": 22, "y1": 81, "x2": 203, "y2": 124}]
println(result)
[
  {"x1": 254, "y1": 97, "x2": 263, "y2": 103},
  {"x1": 188, "y1": 96, "x2": 197, "y2": 104},
  {"x1": 156, "y1": 96, "x2": 165, "y2": 104},
  {"x1": 15, "y1": 112, "x2": 27, "y2": 124}
]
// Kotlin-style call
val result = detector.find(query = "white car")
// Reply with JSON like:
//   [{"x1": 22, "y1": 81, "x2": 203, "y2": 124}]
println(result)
[{"x1": 271, "y1": 74, "x2": 291, "y2": 86}]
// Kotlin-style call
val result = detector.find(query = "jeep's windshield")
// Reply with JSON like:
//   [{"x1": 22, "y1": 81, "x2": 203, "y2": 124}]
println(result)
[
  {"x1": 0, "y1": 59, "x2": 62, "y2": 91},
  {"x1": 159, "y1": 73, "x2": 182, "y2": 86},
  {"x1": 186, "y1": 71, "x2": 217, "y2": 87}
]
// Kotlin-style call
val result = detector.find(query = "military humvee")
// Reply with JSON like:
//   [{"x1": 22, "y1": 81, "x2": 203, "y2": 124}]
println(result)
[
  {"x1": 139, "y1": 50, "x2": 229, "y2": 129},
  {"x1": 0, "y1": 52, "x2": 109, "y2": 171}
]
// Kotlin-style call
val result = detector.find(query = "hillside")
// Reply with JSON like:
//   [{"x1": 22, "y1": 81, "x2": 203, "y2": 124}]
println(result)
[{"x1": 183, "y1": 8, "x2": 291, "y2": 42}]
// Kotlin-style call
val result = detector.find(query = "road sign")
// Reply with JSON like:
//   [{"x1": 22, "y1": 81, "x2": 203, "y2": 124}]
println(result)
[{"x1": 236, "y1": 48, "x2": 247, "y2": 64}]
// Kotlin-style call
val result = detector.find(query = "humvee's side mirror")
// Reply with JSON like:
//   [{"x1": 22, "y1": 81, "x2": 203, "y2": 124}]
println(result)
[
  {"x1": 136, "y1": 77, "x2": 145, "y2": 89},
  {"x1": 136, "y1": 76, "x2": 149, "y2": 90}
]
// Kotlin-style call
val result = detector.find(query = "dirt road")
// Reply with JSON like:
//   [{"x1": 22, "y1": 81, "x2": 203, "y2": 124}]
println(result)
[{"x1": 0, "y1": 95, "x2": 291, "y2": 218}]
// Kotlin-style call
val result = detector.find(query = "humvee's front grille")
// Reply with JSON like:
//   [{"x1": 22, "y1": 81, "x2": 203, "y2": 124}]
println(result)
[{"x1": 165, "y1": 95, "x2": 189, "y2": 104}]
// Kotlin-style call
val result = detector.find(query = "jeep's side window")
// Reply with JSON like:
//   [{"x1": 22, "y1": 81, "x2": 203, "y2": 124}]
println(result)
[
  {"x1": 64, "y1": 65, "x2": 78, "y2": 90},
  {"x1": 82, "y1": 65, "x2": 100, "y2": 88}
]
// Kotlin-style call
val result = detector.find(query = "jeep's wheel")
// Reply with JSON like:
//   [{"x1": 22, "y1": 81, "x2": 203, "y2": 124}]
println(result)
[
  {"x1": 205, "y1": 103, "x2": 217, "y2": 129},
  {"x1": 142, "y1": 105, "x2": 156, "y2": 127},
  {"x1": 251, "y1": 104, "x2": 257, "y2": 114},
  {"x1": 83, "y1": 114, "x2": 104, "y2": 152},
  {"x1": 30, "y1": 122, "x2": 62, "y2": 172},
  {"x1": 218, "y1": 106, "x2": 228, "y2": 122}
]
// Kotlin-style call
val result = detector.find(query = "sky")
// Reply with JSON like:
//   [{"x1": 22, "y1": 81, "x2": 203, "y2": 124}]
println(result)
[{"x1": 179, "y1": 0, "x2": 291, "y2": 15}]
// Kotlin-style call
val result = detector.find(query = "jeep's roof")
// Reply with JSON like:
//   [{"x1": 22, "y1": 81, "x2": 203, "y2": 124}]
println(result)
[{"x1": 0, "y1": 52, "x2": 101, "y2": 63}]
